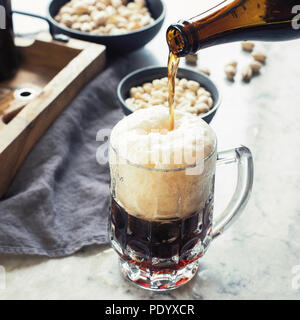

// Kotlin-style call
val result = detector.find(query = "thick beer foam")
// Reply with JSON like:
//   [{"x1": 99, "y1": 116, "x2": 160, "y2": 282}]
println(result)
[{"x1": 110, "y1": 106, "x2": 216, "y2": 221}]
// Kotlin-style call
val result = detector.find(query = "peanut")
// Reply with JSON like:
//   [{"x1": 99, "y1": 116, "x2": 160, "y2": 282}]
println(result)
[
  {"x1": 241, "y1": 41, "x2": 255, "y2": 52},
  {"x1": 249, "y1": 61, "x2": 262, "y2": 74},
  {"x1": 185, "y1": 54, "x2": 198, "y2": 66},
  {"x1": 252, "y1": 51, "x2": 267, "y2": 64},
  {"x1": 242, "y1": 65, "x2": 253, "y2": 82},
  {"x1": 224, "y1": 64, "x2": 237, "y2": 81},
  {"x1": 198, "y1": 67, "x2": 210, "y2": 76}
]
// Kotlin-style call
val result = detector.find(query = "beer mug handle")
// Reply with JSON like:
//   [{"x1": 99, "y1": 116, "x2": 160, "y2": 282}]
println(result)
[{"x1": 212, "y1": 146, "x2": 254, "y2": 239}]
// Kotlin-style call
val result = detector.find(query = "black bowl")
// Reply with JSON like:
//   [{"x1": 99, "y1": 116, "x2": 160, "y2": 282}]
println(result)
[
  {"x1": 117, "y1": 66, "x2": 221, "y2": 124},
  {"x1": 47, "y1": 0, "x2": 166, "y2": 53}
]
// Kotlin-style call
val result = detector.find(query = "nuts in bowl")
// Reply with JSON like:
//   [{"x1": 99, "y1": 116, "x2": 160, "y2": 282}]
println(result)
[
  {"x1": 55, "y1": 0, "x2": 155, "y2": 35},
  {"x1": 49, "y1": 0, "x2": 165, "y2": 52},
  {"x1": 118, "y1": 67, "x2": 221, "y2": 124},
  {"x1": 126, "y1": 77, "x2": 214, "y2": 116}
]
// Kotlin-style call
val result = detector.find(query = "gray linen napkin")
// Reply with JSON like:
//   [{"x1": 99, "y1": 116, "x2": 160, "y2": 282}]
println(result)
[{"x1": 0, "y1": 55, "x2": 134, "y2": 257}]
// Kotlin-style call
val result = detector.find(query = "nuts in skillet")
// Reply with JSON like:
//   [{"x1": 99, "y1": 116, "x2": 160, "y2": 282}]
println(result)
[
  {"x1": 54, "y1": 0, "x2": 155, "y2": 35},
  {"x1": 125, "y1": 77, "x2": 214, "y2": 116}
]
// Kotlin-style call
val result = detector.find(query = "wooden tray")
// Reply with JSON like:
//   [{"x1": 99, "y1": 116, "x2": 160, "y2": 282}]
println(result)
[{"x1": 0, "y1": 34, "x2": 106, "y2": 198}]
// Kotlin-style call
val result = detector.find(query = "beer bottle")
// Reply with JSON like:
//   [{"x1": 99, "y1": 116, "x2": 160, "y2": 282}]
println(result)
[
  {"x1": 166, "y1": 0, "x2": 300, "y2": 57},
  {"x1": 0, "y1": 0, "x2": 21, "y2": 81}
]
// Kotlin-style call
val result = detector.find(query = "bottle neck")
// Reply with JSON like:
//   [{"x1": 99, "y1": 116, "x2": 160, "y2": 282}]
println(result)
[
  {"x1": 167, "y1": 0, "x2": 300, "y2": 57},
  {"x1": 166, "y1": 22, "x2": 192, "y2": 57}
]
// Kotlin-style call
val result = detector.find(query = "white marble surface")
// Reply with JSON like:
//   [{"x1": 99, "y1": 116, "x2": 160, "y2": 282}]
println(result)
[{"x1": 0, "y1": 0, "x2": 300, "y2": 300}]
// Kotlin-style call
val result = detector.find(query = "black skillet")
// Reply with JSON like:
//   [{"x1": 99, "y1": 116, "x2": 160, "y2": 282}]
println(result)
[{"x1": 12, "y1": 0, "x2": 166, "y2": 52}]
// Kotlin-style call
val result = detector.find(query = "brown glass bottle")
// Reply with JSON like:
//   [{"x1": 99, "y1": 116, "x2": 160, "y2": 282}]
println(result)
[{"x1": 167, "y1": 0, "x2": 300, "y2": 57}]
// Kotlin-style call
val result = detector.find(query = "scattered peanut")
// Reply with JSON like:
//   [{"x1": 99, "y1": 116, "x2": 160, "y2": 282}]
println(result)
[
  {"x1": 185, "y1": 54, "x2": 198, "y2": 66},
  {"x1": 54, "y1": 0, "x2": 154, "y2": 35},
  {"x1": 227, "y1": 60, "x2": 237, "y2": 68},
  {"x1": 126, "y1": 77, "x2": 213, "y2": 116},
  {"x1": 241, "y1": 41, "x2": 255, "y2": 52},
  {"x1": 224, "y1": 61, "x2": 237, "y2": 81},
  {"x1": 249, "y1": 61, "x2": 262, "y2": 74},
  {"x1": 198, "y1": 67, "x2": 210, "y2": 76},
  {"x1": 252, "y1": 51, "x2": 267, "y2": 64},
  {"x1": 242, "y1": 65, "x2": 253, "y2": 82}
]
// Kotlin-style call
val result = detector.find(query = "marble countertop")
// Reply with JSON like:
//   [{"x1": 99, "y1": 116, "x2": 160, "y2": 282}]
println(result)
[{"x1": 0, "y1": 0, "x2": 300, "y2": 300}]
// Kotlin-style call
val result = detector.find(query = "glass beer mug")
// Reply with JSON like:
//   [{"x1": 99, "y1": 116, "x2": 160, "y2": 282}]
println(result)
[{"x1": 108, "y1": 107, "x2": 253, "y2": 291}]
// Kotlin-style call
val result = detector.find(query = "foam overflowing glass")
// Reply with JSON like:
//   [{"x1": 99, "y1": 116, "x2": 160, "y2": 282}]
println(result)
[{"x1": 109, "y1": 107, "x2": 253, "y2": 290}]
